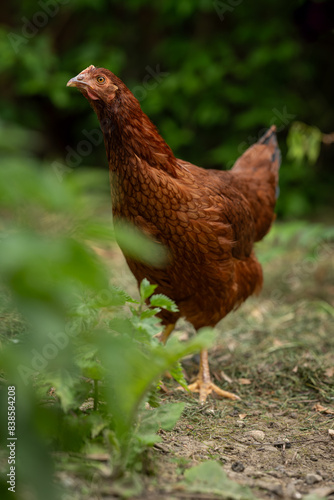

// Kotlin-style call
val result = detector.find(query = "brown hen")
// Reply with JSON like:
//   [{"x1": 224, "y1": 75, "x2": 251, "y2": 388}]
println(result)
[{"x1": 67, "y1": 65, "x2": 281, "y2": 403}]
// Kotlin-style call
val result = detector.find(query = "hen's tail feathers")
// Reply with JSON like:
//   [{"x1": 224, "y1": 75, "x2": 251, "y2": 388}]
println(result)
[
  {"x1": 257, "y1": 125, "x2": 281, "y2": 197},
  {"x1": 231, "y1": 125, "x2": 282, "y2": 241},
  {"x1": 232, "y1": 124, "x2": 281, "y2": 198}
]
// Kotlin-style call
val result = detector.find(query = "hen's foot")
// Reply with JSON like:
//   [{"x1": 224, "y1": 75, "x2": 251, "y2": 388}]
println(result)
[
  {"x1": 188, "y1": 349, "x2": 240, "y2": 404},
  {"x1": 187, "y1": 379, "x2": 240, "y2": 404}
]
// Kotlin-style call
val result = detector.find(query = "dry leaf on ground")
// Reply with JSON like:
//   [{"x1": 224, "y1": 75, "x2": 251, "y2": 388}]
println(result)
[{"x1": 313, "y1": 403, "x2": 334, "y2": 414}]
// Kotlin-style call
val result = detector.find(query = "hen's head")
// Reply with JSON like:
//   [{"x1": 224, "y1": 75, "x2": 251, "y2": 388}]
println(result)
[{"x1": 67, "y1": 65, "x2": 124, "y2": 104}]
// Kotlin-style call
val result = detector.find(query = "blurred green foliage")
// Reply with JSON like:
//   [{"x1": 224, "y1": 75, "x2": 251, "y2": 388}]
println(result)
[
  {"x1": 287, "y1": 121, "x2": 323, "y2": 165},
  {"x1": 0, "y1": 0, "x2": 333, "y2": 218},
  {"x1": 0, "y1": 159, "x2": 214, "y2": 499}
]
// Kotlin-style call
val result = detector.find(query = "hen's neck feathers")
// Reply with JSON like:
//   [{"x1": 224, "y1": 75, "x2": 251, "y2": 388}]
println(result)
[{"x1": 94, "y1": 89, "x2": 178, "y2": 178}]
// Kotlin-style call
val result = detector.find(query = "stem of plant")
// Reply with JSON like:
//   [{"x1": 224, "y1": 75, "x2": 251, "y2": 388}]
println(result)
[{"x1": 93, "y1": 379, "x2": 99, "y2": 411}]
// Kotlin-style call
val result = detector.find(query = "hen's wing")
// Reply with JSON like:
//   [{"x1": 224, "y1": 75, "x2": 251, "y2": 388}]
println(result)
[
  {"x1": 176, "y1": 159, "x2": 255, "y2": 260},
  {"x1": 177, "y1": 126, "x2": 280, "y2": 247}
]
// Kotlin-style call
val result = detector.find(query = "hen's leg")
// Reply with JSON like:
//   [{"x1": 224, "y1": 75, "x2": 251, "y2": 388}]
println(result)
[
  {"x1": 188, "y1": 349, "x2": 240, "y2": 404},
  {"x1": 160, "y1": 323, "x2": 175, "y2": 345}
]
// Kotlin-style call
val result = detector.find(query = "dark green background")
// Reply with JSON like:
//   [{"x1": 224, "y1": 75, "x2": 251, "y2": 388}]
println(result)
[{"x1": 1, "y1": 0, "x2": 333, "y2": 218}]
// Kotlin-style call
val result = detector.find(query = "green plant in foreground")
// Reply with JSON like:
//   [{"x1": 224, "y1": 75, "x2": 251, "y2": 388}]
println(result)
[{"x1": 0, "y1": 160, "x2": 214, "y2": 499}]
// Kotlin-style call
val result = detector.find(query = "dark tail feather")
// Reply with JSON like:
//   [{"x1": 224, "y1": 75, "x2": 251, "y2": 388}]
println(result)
[
  {"x1": 231, "y1": 125, "x2": 282, "y2": 240},
  {"x1": 258, "y1": 124, "x2": 278, "y2": 145},
  {"x1": 258, "y1": 125, "x2": 281, "y2": 165},
  {"x1": 233, "y1": 125, "x2": 281, "y2": 196},
  {"x1": 257, "y1": 125, "x2": 281, "y2": 198}
]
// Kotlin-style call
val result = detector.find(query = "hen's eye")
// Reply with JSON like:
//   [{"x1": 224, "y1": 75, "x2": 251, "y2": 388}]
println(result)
[{"x1": 96, "y1": 76, "x2": 105, "y2": 84}]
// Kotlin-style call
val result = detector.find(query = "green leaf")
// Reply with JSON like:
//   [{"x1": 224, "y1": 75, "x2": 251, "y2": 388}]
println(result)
[
  {"x1": 114, "y1": 221, "x2": 168, "y2": 267},
  {"x1": 44, "y1": 369, "x2": 77, "y2": 413},
  {"x1": 136, "y1": 432, "x2": 161, "y2": 447},
  {"x1": 150, "y1": 293, "x2": 179, "y2": 312},
  {"x1": 139, "y1": 278, "x2": 157, "y2": 301},
  {"x1": 170, "y1": 361, "x2": 188, "y2": 390},
  {"x1": 137, "y1": 403, "x2": 184, "y2": 445},
  {"x1": 131, "y1": 314, "x2": 161, "y2": 340},
  {"x1": 87, "y1": 413, "x2": 108, "y2": 439},
  {"x1": 140, "y1": 307, "x2": 162, "y2": 319},
  {"x1": 182, "y1": 461, "x2": 255, "y2": 500},
  {"x1": 81, "y1": 362, "x2": 105, "y2": 381},
  {"x1": 147, "y1": 386, "x2": 160, "y2": 408},
  {"x1": 153, "y1": 402, "x2": 185, "y2": 430},
  {"x1": 92, "y1": 285, "x2": 138, "y2": 308}
]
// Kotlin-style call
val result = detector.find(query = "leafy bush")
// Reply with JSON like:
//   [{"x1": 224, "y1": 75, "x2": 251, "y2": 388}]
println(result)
[{"x1": 1, "y1": 0, "x2": 334, "y2": 219}]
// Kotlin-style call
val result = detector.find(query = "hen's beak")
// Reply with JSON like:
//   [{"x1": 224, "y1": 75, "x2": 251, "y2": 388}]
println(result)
[
  {"x1": 66, "y1": 65, "x2": 96, "y2": 87},
  {"x1": 66, "y1": 76, "x2": 81, "y2": 87},
  {"x1": 66, "y1": 74, "x2": 90, "y2": 88}
]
